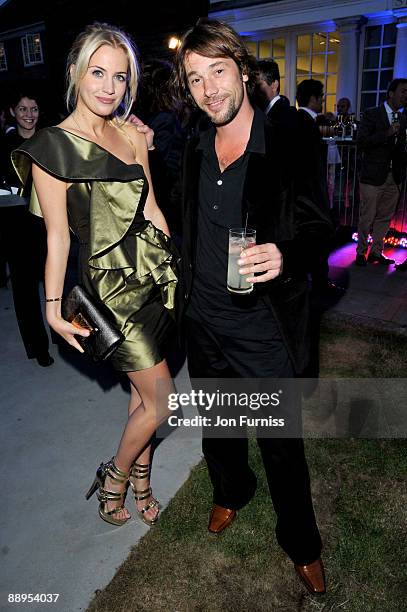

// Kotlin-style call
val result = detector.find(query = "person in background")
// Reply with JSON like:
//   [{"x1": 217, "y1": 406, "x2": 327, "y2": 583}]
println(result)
[
  {"x1": 0, "y1": 88, "x2": 53, "y2": 366},
  {"x1": 254, "y1": 59, "x2": 295, "y2": 129},
  {"x1": 336, "y1": 97, "x2": 351, "y2": 117},
  {"x1": 0, "y1": 98, "x2": 16, "y2": 136},
  {"x1": 0, "y1": 98, "x2": 12, "y2": 287},
  {"x1": 295, "y1": 79, "x2": 336, "y2": 294},
  {"x1": 134, "y1": 59, "x2": 186, "y2": 240},
  {"x1": 317, "y1": 98, "x2": 352, "y2": 133},
  {"x1": 355, "y1": 78, "x2": 407, "y2": 266}
]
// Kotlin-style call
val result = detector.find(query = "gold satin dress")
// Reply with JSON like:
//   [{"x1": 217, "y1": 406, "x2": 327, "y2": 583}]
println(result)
[{"x1": 12, "y1": 127, "x2": 178, "y2": 372}]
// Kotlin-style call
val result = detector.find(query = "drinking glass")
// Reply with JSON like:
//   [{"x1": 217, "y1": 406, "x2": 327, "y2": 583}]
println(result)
[{"x1": 227, "y1": 228, "x2": 256, "y2": 294}]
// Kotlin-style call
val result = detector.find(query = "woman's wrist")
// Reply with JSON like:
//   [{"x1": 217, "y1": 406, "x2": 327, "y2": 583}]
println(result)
[{"x1": 46, "y1": 304, "x2": 62, "y2": 322}]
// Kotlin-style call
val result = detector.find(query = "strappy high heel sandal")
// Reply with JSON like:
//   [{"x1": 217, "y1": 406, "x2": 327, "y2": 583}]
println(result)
[
  {"x1": 86, "y1": 458, "x2": 130, "y2": 526},
  {"x1": 129, "y1": 462, "x2": 160, "y2": 526}
]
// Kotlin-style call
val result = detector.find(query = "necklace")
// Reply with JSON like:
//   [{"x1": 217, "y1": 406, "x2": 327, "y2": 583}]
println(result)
[
  {"x1": 71, "y1": 111, "x2": 87, "y2": 135},
  {"x1": 71, "y1": 111, "x2": 111, "y2": 144}
]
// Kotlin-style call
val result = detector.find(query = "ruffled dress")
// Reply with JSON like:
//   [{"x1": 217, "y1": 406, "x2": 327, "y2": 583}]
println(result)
[{"x1": 12, "y1": 127, "x2": 179, "y2": 371}]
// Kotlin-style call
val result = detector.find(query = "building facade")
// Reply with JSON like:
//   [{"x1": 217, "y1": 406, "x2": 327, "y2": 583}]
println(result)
[
  {"x1": 0, "y1": 19, "x2": 48, "y2": 87},
  {"x1": 0, "y1": 0, "x2": 210, "y2": 99},
  {"x1": 209, "y1": 0, "x2": 407, "y2": 115}
]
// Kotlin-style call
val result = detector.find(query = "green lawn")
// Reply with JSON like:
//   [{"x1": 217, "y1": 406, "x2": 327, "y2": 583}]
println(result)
[{"x1": 88, "y1": 320, "x2": 407, "y2": 612}]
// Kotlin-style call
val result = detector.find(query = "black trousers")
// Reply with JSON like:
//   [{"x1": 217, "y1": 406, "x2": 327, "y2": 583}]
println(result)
[
  {"x1": 0, "y1": 206, "x2": 49, "y2": 358},
  {"x1": 185, "y1": 315, "x2": 322, "y2": 565}
]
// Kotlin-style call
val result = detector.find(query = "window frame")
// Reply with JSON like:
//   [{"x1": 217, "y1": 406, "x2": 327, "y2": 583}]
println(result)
[
  {"x1": 359, "y1": 22, "x2": 396, "y2": 114},
  {"x1": 0, "y1": 42, "x2": 7, "y2": 71},
  {"x1": 243, "y1": 27, "x2": 341, "y2": 110},
  {"x1": 243, "y1": 37, "x2": 287, "y2": 95},
  {"x1": 21, "y1": 32, "x2": 44, "y2": 67},
  {"x1": 295, "y1": 31, "x2": 340, "y2": 114}
]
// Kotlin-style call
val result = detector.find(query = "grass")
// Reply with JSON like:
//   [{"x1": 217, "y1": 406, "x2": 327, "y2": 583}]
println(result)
[
  {"x1": 87, "y1": 319, "x2": 407, "y2": 612},
  {"x1": 319, "y1": 317, "x2": 407, "y2": 378}
]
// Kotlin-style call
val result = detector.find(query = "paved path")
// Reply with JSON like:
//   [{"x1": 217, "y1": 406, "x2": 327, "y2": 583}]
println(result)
[
  {"x1": 0, "y1": 286, "x2": 200, "y2": 612},
  {"x1": 327, "y1": 243, "x2": 407, "y2": 331},
  {"x1": 1, "y1": 242, "x2": 406, "y2": 611}
]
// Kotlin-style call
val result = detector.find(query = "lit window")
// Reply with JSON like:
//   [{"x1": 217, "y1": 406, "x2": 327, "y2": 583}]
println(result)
[
  {"x1": 296, "y1": 32, "x2": 340, "y2": 113},
  {"x1": 0, "y1": 42, "x2": 7, "y2": 71},
  {"x1": 242, "y1": 37, "x2": 286, "y2": 95},
  {"x1": 243, "y1": 39, "x2": 257, "y2": 56},
  {"x1": 21, "y1": 33, "x2": 43, "y2": 66}
]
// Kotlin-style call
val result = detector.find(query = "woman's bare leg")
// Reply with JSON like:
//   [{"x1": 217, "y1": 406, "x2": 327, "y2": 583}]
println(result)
[
  {"x1": 104, "y1": 359, "x2": 174, "y2": 522},
  {"x1": 126, "y1": 378, "x2": 161, "y2": 521},
  {"x1": 127, "y1": 382, "x2": 152, "y2": 472},
  {"x1": 127, "y1": 382, "x2": 151, "y2": 470}
]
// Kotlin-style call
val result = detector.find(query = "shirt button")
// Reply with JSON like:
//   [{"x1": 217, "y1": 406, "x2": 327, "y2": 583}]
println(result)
[
  {"x1": 217, "y1": 179, "x2": 223, "y2": 186},
  {"x1": 213, "y1": 204, "x2": 219, "y2": 210}
]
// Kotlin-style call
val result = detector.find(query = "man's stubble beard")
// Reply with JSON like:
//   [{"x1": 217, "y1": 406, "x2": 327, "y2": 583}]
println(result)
[{"x1": 205, "y1": 84, "x2": 245, "y2": 127}]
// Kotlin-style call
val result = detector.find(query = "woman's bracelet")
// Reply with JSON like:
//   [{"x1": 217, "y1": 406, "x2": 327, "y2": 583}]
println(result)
[{"x1": 45, "y1": 296, "x2": 63, "y2": 302}]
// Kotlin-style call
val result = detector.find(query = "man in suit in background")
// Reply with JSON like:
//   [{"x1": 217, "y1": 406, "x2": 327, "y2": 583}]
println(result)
[
  {"x1": 355, "y1": 78, "x2": 407, "y2": 266},
  {"x1": 295, "y1": 79, "x2": 335, "y2": 293},
  {"x1": 254, "y1": 59, "x2": 294, "y2": 129}
]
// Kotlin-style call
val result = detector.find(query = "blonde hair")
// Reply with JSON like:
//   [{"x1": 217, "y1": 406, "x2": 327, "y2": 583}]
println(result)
[{"x1": 66, "y1": 22, "x2": 139, "y2": 121}]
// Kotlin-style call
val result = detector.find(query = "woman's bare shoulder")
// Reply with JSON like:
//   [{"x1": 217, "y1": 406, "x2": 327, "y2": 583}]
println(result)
[{"x1": 121, "y1": 121, "x2": 147, "y2": 147}]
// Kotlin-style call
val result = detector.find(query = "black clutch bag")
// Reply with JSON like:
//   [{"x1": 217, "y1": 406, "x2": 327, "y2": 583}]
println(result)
[{"x1": 62, "y1": 285, "x2": 125, "y2": 362}]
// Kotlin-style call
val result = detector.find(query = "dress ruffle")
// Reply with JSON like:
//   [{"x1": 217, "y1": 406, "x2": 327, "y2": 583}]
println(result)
[
  {"x1": 12, "y1": 127, "x2": 179, "y2": 318},
  {"x1": 119, "y1": 221, "x2": 179, "y2": 315}
]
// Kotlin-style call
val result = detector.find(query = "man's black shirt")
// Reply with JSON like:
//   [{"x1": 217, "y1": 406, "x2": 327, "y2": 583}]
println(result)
[{"x1": 186, "y1": 107, "x2": 281, "y2": 340}]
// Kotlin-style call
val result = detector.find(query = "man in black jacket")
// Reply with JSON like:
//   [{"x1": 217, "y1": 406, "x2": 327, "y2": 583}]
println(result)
[
  {"x1": 254, "y1": 59, "x2": 295, "y2": 129},
  {"x1": 355, "y1": 78, "x2": 407, "y2": 266},
  {"x1": 295, "y1": 79, "x2": 335, "y2": 292},
  {"x1": 173, "y1": 19, "x2": 329, "y2": 595},
  {"x1": 296, "y1": 80, "x2": 328, "y2": 211}
]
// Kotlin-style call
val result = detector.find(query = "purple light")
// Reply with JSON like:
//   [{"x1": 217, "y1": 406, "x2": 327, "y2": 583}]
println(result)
[{"x1": 352, "y1": 232, "x2": 407, "y2": 249}]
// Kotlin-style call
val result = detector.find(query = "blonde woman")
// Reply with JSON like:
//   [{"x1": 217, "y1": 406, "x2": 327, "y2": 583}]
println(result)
[{"x1": 12, "y1": 23, "x2": 178, "y2": 527}]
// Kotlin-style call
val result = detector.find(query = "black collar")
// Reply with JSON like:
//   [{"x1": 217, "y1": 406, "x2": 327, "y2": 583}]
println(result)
[{"x1": 197, "y1": 105, "x2": 266, "y2": 155}]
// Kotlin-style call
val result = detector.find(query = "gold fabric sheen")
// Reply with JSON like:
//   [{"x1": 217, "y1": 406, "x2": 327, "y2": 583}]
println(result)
[{"x1": 12, "y1": 127, "x2": 178, "y2": 371}]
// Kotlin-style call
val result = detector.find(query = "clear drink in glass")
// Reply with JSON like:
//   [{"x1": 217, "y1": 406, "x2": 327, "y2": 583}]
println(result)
[{"x1": 227, "y1": 228, "x2": 256, "y2": 294}]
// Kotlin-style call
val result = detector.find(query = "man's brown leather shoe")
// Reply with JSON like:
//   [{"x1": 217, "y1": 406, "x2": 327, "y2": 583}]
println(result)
[
  {"x1": 208, "y1": 504, "x2": 236, "y2": 534},
  {"x1": 294, "y1": 558, "x2": 326, "y2": 595}
]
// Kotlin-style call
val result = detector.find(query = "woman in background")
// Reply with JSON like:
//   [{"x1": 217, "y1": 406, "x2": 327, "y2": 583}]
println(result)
[{"x1": 0, "y1": 89, "x2": 53, "y2": 366}]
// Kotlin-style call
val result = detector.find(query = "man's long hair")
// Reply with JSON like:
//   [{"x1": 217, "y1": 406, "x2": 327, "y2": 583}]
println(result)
[{"x1": 172, "y1": 18, "x2": 256, "y2": 104}]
